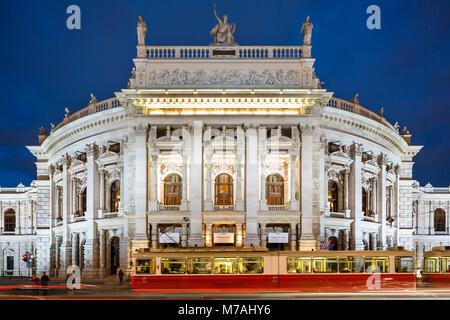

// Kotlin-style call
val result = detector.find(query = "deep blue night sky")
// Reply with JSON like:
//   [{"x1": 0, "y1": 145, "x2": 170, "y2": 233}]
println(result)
[{"x1": 0, "y1": 0, "x2": 448, "y2": 187}]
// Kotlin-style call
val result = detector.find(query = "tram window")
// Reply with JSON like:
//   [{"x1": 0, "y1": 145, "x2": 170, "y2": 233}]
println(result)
[
  {"x1": 338, "y1": 257, "x2": 364, "y2": 273},
  {"x1": 424, "y1": 257, "x2": 440, "y2": 273},
  {"x1": 136, "y1": 259, "x2": 155, "y2": 274},
  {"x1": 287, "y1": 257, "x2": 311, "y2": 273},
  {"x1": 312, "y1": 257, "x2": 338, "y2": 273},
  {"x1": 161, "y1": 258, "x2": 186, "y2": 274},
  {"x1": 187, "y1": 258, "x2": 211, "y2": 274},
  {"x1": 441, "y1": 257, "x2": 450, "y2": 273},
  {"x1": 213, "y1": 258, "x2": 238, "y2": 274},
  {"x1": 395, "y1": 257, "x2": 414, "y2": 273},
  {"x1": 364, "y1": 257, "x2": 389, "y2": 273},
  {"x1": 239, "y1": 257, "x2": 264, "y2": 274}
]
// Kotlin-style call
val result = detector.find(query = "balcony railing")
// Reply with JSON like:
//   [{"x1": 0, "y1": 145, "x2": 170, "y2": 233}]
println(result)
[
  {"x1": 214, "y1": 205, "x2": 235, "y2": 211},
  {"x1": 51, "y1": 97, "x2": 122, "y2": 133},
  {"x1": 141, "y1": 46, "x2": 303, "y2": 60},
  {"x1": 267, "y1": 205, "x2": 290, "y2": 211},
  {"x1": 158, "y1": 205, "x2": 181, "y2": 212}
]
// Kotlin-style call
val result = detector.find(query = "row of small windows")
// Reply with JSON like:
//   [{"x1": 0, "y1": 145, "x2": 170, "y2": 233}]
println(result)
[{"x1": 135, "y1": 256, "x2": 414, "y2": 274}]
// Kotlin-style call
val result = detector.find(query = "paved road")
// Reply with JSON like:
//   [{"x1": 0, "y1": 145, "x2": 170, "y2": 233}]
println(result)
[{"x1": 1, "y1": 282, "x2": 450, "y2": 299}]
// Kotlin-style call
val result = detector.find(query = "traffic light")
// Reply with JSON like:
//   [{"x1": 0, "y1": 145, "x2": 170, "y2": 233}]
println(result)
[{"x1": 22, "y1": 253, "x2": 28, "y2": 262}]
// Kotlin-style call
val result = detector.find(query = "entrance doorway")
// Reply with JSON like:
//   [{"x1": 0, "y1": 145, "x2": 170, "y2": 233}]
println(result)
[{"x1": 110, "y1": 237, "x2": 120, "y2": 275}]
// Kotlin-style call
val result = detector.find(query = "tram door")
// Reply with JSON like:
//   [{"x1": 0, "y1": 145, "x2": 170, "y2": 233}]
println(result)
[{"x1": 110, "y1": 237, "x2": 120, "y2": 275}]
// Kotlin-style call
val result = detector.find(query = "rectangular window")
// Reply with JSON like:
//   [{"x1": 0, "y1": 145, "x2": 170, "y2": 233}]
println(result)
[
  {"x1": 365, "y1": 257, "x2": 389, "y2": 273},
  {"x1": 213, "y1": 258, "x2": 237, "y2": 274},
  {"x1": 187, "y1": 258, "x2": 212, "y2": 274},
  {"x1": 6, "y1": 256, "x2": 14, "y2": 271},
  {"x1": 441, "y1": 257, "x2": 450, "y2": 273},
  {"x1": 161, "y1": 258, "x2": 186, "y2": 274},
  {"x1": 312, "y1": 257, "x2": 338, "y2": 273},
  {"x1": 239, "y1": 257, "x2": 264, "y2": 274},
  {"x1": 136, "y1": 259, "x2": 155, "y2": 274},
  {"x1": 338, "y1": 257, "x2": 364, "y2": 273},
  {"x1": 395, "y1": 256, "x2": 414, "y2": 273},
  {"x1": 424, "y1": 257, "x2": 440, "y2": 273},
  {"x1": 287, "y1": 257, "x2": 311, "y2": 273}
]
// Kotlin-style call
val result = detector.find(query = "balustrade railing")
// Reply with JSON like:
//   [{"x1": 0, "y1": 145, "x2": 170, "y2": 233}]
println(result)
[
  {"x1": 52, "y1": 97, "x2": 122, "y2": 133},
  {"x1": 267, "y1": 205, "x2": 290, "y2": 212},
  {"x1": 214, "y1": 205, "x2": 235, "y2": 211},
  {"x1": 158, "y1": 205, "x2": 181, "y2": 212},
  {"x1": 142, "y1": 46, "x2": 302, "y2": 60}
]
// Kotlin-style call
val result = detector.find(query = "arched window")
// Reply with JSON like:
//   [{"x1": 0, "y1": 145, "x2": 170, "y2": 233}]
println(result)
[
  {"x1": 4, "y1": 209, "x2": 16, "y2": 232},
  {"x1": 266, "y1": 174, "x2": 284, "y2": 205},
  {"x1": 362, "y1": 188, "x2": 368, "y2": 216},
  {"x1": 80, "y1": 189, "x2": 87, "y2": 216},
  {"x1": 434, "y1": 209, "x2": 446, "y2": 232},
  {"x1": 164, "y1": 174, "x2": 182, "y2": 205},
  {"x1": 110, "y1": 181, "x2": 120, "y2": 212},
  {"x1": 328, "y1": 181, "x2": 338, "y2": 212},
  {"x1": 215, "y1": 174, "x2": 233, "y2": 205}
]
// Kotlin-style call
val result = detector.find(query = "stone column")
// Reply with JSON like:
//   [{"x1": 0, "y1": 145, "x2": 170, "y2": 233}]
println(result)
[
  {"x1": 373, "y1": 178, "x2": 377, "y2": 217},
  {"x1": 98, "y1": 168, "x2": 105, "y2": 217},
  {"x1": 205, "y1": 224, "x2": 213, "y2": 247},
  {"x1": 290, "y1": 154, "x2": 299, "y2": 211},
  {"x1": 370, "y1": 233, "x2": 377, "y2": 251},
  {"x1": 260, "y1": 224, "x2": 267, "y2": 247},
  {"x1": 180, "y1": 153, "x2": 188, "y2": 211},
  {"x1": 72, "y1": 177, "x2": 77, "y2": 216},
  {"x1": 83, "y1": 143, "x2": 100, "y2": 277},
  {"x1": 429, "y1": 201, "x2": 434, "y2": 235},
  {"x1": 204, "y1": 149, "x2": 213, "y2": 211},
  {"x1": 235, "y1": 153, "x2": 244, "y2": 211},
  {"x1": 299, "y1": 125, "x2": 316, "y2": 250},
  {"x1": 235, "y1": 223, "x2": 243, "y2": 247},
  {"x1": 244, "y1": 125, "x2": 260, "y2": 246},
  {"x1": 349, "y1": 142, "x2": 364, "y2": 250},
  {"x1": 55, "y1": 236, "x2": 62, "y2": 277},
  {"x1": 133, "y1": 124, "x2": 150, "y2": 249},
  {"x1": 98, "y1": 229, "x2": 106, "y2": 277},
  {"x1": 260, "y1": 154, "x2": 267, "y2": 211},
  {"x1": 290, "y1": 224, "x2": 297, "y2": 251},
  {"x1": 188, "y1": 121, "x2": 204, "y2": 246},
  {"x1": 151, "y1": 224, "x2": 158, "y2": 249},
  {"x1": 181, "y1": 223, "x2": 188, "y2": 247},
  {"x1": 343, "y1": 229, "x2": 349, "y2": 250},
  {"x1": 377, "y1": 153, "x2": 387, "y2": 250},
  {"x1": 71, "y1": 233, "x2": 79, "y2": 266},
  {"x1": 343, "y1": 168, "x2": 350, "y2": 217},
  {"x1": 60, "y1": 154, "x2": 72, "y2": 272},
  {"x1": 149, "y1": 154, "x2": 158, "y2": 211}
]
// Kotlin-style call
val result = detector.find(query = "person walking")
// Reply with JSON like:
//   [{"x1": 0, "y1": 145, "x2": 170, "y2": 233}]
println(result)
[
  {"x1": 30, "y1": 274, "x2": 40, "y2": 296},
  {"x1": 65, "y1": 273, "x2": 74, "y2": 296},
  {"x1": 40, "y1": 272, "x2": 50, "y2": 296},
  {"x1": 118, "y1": 269, "x2": 124, "y2": 285}
]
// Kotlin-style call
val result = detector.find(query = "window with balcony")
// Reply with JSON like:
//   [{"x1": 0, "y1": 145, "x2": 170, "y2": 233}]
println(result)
[
  {"x1": 164, "y1": 174, "x2": 182, "y2": 205},
  {"x1": 215, "y1": 174, "x2": 233, "y2": 205},
  {"x1": 362, "y1": 188, "x2": 369, "y2": 216},
  {"x1": 4, "y1": 208, "x2": 15, "y2": 232},
  {"x1": 266, "y1": 174, "x2": 284, "y2": 205},
  {"x1": 327, "y1": 180, "x2": 338, "y2": 212},
  {"x1": 434, "y1": 208, "x2": 446, "y2": 232},
  {"x1": 80, "y1": 189, "x2": 87, "y2": 216},
  {"x1": 110, "y1": 180, "x2": 120, "y2": 212}
]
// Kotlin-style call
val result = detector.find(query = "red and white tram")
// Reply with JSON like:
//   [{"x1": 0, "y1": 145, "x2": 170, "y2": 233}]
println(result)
[
  {"x1": 422, "y1": 247, "x2": 450, "y2": 288},
  {"x1": 131, "y1": 247, "x2": 416, "y2": 291}
]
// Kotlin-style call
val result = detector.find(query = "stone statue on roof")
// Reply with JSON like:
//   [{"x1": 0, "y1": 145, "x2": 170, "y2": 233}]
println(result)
[
  {"x1": 89, "y1": 93, "x2": 97, "y2": 104},
  {"x1": 64, "y1": 107, "x2": 71, "y2": 119},
  {"x1": 402, "y1": 126, "x2": 410, "y2": 135},
  {"x1": 137, "y1": 16, "x2": 148, "y2": 46},
  {"x1": 300, "y1": 16, "x2": 313, "y2": 45},
  {"x1": 210, "y1": 4, "x2": 236, "y2": 45},
  {"x1": 39, "y1": 126, "x2": 48, "y2": 135},
  {"x1": 351, "y1": 92, "x2": 360, "y2": 104},
  {"x1": 393, "y1": 122, "x2": 399, "y2": 133},
  {"x1": 379, "y1": 107, "x2": 384, "y2": 117}
]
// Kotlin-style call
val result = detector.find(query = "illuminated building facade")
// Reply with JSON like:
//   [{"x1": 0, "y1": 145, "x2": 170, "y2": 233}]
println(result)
[{"x1": 0, "y1": 16, "x2": 449, "y2": 278}]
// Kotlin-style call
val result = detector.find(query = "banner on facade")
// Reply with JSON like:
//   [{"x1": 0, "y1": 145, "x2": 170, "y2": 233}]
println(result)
[
  {"x1": 268, "y1": 232, "x2": 289, "y2": 243},
  {"x1": 159, "y1": 232, "x2": 180, "y2": 243},
  {"x1": 213, "y1": 232, "x2": 235, "y2": 244}
]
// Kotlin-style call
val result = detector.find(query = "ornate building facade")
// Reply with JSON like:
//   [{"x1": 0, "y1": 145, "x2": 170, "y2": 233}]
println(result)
[{"x1": 0, "y1": 15, "x2": 449, "y2": 277}]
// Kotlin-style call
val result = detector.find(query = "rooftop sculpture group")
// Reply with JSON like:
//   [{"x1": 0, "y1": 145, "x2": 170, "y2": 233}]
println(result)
[{"x1": 210, "y1": 4, "x2": 236, "y2": 45}]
